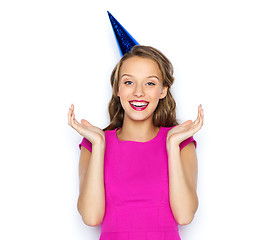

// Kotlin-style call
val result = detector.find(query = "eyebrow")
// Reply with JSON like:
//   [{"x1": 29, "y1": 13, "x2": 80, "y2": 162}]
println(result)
[{"x1": 120, "y1": 74, "x2": 160, "y2": 80}]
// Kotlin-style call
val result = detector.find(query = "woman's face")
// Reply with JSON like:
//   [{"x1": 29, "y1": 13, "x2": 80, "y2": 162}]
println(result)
[{"x1": 117, "y1": 56, "x2": 168, "y2": 121}]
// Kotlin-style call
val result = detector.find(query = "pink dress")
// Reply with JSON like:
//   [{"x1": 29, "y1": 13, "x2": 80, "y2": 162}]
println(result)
[{"x1": 79, "y1": 126, "x2": 197, "y2": 240}]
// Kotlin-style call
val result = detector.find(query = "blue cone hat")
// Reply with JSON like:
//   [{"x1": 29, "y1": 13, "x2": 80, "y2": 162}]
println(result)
[{"x1": 107, "y1": 11, "x2": 139, "y2": 57}]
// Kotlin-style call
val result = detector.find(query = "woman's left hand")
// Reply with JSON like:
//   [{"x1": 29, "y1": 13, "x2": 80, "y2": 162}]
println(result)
[{"x1": 167, "y1": 104, "x2": 204, "y2": 146}]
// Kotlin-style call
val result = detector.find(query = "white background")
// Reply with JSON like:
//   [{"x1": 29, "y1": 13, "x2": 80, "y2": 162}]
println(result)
[{"x1": 1, "y1": 0, "x2": 279, "y2": 239}]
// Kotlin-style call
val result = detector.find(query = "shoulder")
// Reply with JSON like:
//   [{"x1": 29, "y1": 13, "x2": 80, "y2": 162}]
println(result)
[
  {"x1": 163, "y1": 125, "x2": 197, "y2": 150},
  {"x1": 162, "y1": 125, "x2": 176, "y2": 130},
  {"x1": 104, "y1": 129, "x2": 115, "y2": 138},
  {"x1": 79, "y1": 129, "x2": 115, "y2": 152}
]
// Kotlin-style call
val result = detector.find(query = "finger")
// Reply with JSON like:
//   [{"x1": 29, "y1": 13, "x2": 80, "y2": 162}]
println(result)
[
  {"x1": 193, "y1": 106, "x2": 201, "y2": 125},
  {"x1": 70, "y1": 107, "x2": 82, "y2": 130},
  {"x1": 182, "y1": 120, "x2": 193, "y2": 126},
  {"x1": 200, "y1": 109, "x2": 204, "y2": 127},
  {"x1": 72, "y1": 114, "x2": 81, "y2": 130},
  {"x1": 68, "y1": 104, "x2": 74, "y2": 122},
  {"x1": 68, "y1": 106, "x2": 73, "y2": 126},
  {"x1": 194, "y1": 113, "x2": 201, "y2": 127},
  {"x1": 195, "y1": 108, "x2": 204, "y2": 130},
  {"x1": 71, "y1": 111, "x2": 78, "y2": 126},
  {"x1": 81, "y1": 119, "x2": 92, "y2": 126},
  {"x1": 70, "y1": 109, "x2": 75, "y2": 127},
  {"x1": 193, "y1": 115, "x2": 199, "y2": 125},
  {"x1": 69, "y1": 105, "x2": 76, "y2": 126},
  {"x1": 194, "y1": 106, "x2": 203, "y2": 127}
]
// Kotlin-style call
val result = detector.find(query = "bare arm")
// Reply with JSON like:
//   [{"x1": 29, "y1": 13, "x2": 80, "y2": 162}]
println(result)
[
  {"x1": 68, "y1": 104, "x2": 106, "y2": 226},
  {"x1": 167, "y1": 141, "x2": 198, "y2": 226},
  {"x1": 166, "y1": 105, "x2": 203, "y2": 225},
  {"x1": 77, "y1": 139, "x2": 106, "y2": 226}
]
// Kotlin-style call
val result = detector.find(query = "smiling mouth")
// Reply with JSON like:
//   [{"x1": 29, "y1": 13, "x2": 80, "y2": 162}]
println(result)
[
  {"x1": 129, "y1": 101, "x2": 149, "y2": 107},
  {"x1": 129, "y1": 101, "x2": 149, "y2": 110}
]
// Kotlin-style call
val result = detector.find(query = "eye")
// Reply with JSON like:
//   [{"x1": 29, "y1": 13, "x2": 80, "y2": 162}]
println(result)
[
  {"x1": 124, "y1": 80, "x2": 133, "y2": 85},
  {"x1": 124, "y1": 81, "x2": 155, "y2": 86}
]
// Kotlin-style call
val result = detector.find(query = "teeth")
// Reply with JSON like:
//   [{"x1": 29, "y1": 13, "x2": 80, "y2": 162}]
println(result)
[{"x1": 130, "y1": 101, "x2": 148, "y2": 107}]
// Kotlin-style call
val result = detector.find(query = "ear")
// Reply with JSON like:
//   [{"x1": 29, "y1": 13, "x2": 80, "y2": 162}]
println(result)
[{"x1": 160, "y1": 86, "x2": 168, "y2": 99}]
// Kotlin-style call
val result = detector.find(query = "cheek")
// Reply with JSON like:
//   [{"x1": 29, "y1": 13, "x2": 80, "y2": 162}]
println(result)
[
  {"x1": 118, "y1": 86, "x2": 127, "y2": 96},
  {"x1": 150, "y1": 88, "x2": 163, "y2": 99}
]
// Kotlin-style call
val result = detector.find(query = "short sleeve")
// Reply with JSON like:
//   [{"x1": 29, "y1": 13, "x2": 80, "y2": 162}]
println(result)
[
  {"x1": 79, "y1": 137, "x2": 92, "y2": 153},
  {"x1": 179, "y1": 136, "x2": 197, "y2": 151}
]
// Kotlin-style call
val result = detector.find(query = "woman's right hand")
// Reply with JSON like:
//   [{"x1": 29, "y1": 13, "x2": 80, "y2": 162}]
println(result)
[{"x1": 68, "y1": 104, "x2": 105, "y2": 144}]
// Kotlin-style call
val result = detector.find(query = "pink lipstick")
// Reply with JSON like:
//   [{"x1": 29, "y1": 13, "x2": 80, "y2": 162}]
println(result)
[{"x1": 129, "y1": 101, "x2": 149, "y2": 111}]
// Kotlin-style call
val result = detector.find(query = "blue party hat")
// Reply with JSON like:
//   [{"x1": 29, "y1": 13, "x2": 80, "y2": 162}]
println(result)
[{"x1": 107, "y1": 11, "x2": 139, "y2": 57}]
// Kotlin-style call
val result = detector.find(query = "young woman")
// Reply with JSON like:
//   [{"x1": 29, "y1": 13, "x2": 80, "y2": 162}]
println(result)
[{"x1": 68, "y1": 45, "x2": 204, "y2": 240}]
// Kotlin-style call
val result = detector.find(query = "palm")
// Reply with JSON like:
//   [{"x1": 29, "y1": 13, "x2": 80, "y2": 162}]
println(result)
[
  {"x1": 167, "y1": 105, "x2": 204, "y2": 145},
  {"x1": 68, "y1": 104, "x2": 105, "y2": 143}
]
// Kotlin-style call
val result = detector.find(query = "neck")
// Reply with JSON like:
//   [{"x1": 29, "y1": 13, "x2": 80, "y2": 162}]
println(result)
[{"x1": 117, "y1": 123, "x2": 160, "y2": 142}]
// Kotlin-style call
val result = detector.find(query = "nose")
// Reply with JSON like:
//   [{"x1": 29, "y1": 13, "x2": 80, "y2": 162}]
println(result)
[{"x1": 133, "y1": 84, "x2": 144, "y2": 97}]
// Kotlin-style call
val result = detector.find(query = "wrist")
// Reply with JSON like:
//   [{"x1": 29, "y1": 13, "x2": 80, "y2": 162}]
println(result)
[
  {"x1": 166, "y1": 138, "x2": 180, "y2": 152},
  {"x1": 91, "y1": 135, "x2": 106, "y2": 149},
  {"x1": 92, "y1": 141, "x2": 106, "y2": 152}
]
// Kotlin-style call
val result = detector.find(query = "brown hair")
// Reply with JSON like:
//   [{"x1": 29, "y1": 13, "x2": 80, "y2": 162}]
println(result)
[{"x1": 102, "y1": 45, "x2": 180, "y2": 131}]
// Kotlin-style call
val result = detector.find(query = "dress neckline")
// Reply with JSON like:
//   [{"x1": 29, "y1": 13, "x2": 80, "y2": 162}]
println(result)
[{"x1": 114, "y1": 126, "x2": 162, "y2": 143}]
